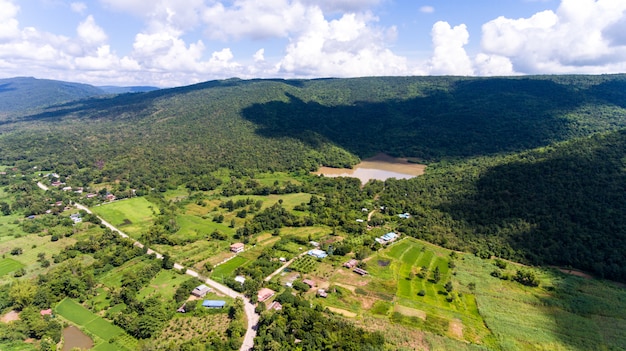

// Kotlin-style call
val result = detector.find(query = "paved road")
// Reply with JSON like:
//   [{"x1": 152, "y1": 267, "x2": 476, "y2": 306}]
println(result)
[{"x1": 36, "y1": 182, "x2": 258, "y2": 350}]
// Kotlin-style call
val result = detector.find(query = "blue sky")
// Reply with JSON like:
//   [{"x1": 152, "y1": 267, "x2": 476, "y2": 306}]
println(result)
[{"x1": 1, "y1": 0, "x2": 625, "y2": 87}]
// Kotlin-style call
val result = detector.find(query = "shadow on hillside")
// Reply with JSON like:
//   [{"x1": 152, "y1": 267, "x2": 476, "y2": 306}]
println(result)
[
  {"x1": 587, "y1": 78, "x2": 626, "y2": 108},
  {"x1": 440, "y1": 130, "x2": 626, "y2": 281},
  {"x1": 0, "y1": 83, "x2": 17, "y2": 93},
  {"x1": 242, "y1": 78, "x2": 585, "y2": 160}
]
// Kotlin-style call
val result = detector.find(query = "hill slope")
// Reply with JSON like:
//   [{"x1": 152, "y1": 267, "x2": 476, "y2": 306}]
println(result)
[
  {"x1": 0, "y1": 75, "x2": 625, "y2": 280},
  {"x1": 0, "y1": 77, "x2": 105, "y2": 115}
]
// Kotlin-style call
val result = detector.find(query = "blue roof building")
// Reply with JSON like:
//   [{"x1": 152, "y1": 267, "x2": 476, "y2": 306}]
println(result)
[
  {"x1": 202, "y1": 300, "x2": 226, "y2": 308},
  {"x1": 308, "y1": 249, "x2": 328, "y2": 259}
]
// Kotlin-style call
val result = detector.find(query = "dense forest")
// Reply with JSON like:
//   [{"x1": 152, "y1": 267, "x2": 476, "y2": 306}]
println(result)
[{"x1": 0, "y1": 75, "x2": 625, "y2": 283}]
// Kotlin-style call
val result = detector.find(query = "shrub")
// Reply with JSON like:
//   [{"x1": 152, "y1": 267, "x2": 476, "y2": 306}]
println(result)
[{"x1": 417, "y1": 290, "x2": 426, "y2": 296}]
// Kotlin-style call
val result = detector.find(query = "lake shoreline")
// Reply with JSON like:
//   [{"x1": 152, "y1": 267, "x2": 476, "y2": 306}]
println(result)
[{"x1": 313, "y1": 153, "x2": 426, "y2": 184}]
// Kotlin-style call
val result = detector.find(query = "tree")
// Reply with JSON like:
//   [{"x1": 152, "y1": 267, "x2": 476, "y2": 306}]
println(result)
[
  {"x1": 9, "y1": 280, "x2": 37, "y2": 310},
  {"x1": 432, "y1": 266, "x2": 441, "y2": 283},
  {"x1": 0, "y1": 201, "x2": 10, "y2": 215},
  {"x1": 444, "y1": 281, "x2": 453, "y2": 293}
]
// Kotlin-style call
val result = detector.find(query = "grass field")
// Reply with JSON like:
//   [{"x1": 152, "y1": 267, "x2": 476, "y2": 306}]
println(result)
[
  {"x1": 0, "y1": 258, "x2": 24, "y2": 277},
  {"x1": 55, "y1": 298, "x2": 137, "y2": 351},
  {"x1": 137, "y1": 269, "x2": 191, "y2": 301},
  {"x1": 211, "y1": 255, "x2": 249, "y2": 281},
  {"x1": 92, "y1": 197, "x2": 155, "y2": 238}
]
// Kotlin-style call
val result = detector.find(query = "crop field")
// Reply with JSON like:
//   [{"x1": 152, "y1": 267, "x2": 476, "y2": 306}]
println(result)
[
  {"x1": 318, "y1": 238, "x2": 494, "y2": 346},
  {"x1": 92, "y1": 197, "x2": 155, "y2": 238},
  {"x1": 56, "y1": 298, "x2": 137, "y2": 351},
  {"x1": 290, "y1": 255, "x2": 319, "y2": 274},
  {"x1": 0, "y1": 258, "x2": 24, "y2": 277},
  {"x1": 454, "y1": 255, "x2": 626, "y2": 350},
  {"x1": 211, "y1": 255, "x2": 249, "y2": 281}
]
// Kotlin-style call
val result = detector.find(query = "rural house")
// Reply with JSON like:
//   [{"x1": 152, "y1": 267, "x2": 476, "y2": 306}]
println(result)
[
  {"x1": 344, "y1": 259, "x2": 359, "y2": 268},
  {"x1": 191, "y1": 284, "x2": 212, "y2": 297},
  {"x1": 307, "y1": 249, "x2": 328, "y2": 259},
  {"x1": 230, "y1": 242, "x2": 244, "y2": 253},
  {"x1": 258, "y1": 288, "x2": 275, "y2": 302}
]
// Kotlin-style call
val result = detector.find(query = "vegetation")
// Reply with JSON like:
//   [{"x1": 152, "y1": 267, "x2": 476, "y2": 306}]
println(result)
[{"x1": 1, "y1": 75, "x2": 626, "y2": 350}]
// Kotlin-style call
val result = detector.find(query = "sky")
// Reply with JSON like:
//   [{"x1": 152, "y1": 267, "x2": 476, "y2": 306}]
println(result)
[{"x1": 1, "y1": 0, "x2": 626, "y2": 87}]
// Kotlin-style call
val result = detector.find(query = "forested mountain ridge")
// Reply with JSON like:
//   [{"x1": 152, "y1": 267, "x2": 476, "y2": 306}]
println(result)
[
  {"x1": 0, "y1": 75, "x2": 625, "y2": 280},
  {"x1": 0, "y1": 77, "x2": 104, "y2": 115},
  {"x1": 0, "y1": 76, "x2": 159, "y2": 116}
]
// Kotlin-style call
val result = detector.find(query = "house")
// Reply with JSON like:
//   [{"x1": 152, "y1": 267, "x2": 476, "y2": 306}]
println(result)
[
  {"x1": 55, "y1": 201, "x2": 63, "y2": 207},
  {"x1": 191, "y1": 284, "x2": 212, "y2": 298},
  {"x1": 317, "y1": 289, "x2": 328, "y2": 298},
  {"x1": 51, "y1": 181, "x2": 62, "y2": 187},
  {"x1": 279, "y1": 257, "x2": 286, "y2": 262},
  {"x1": 230, "y1": 243, "x2": 244, "y2": 253},
  {"x1": 376, "y1": 232, "x2": 399, "y2": 245},
  {"x1": 309, "y1": 241, "x2": 320, "y2": 247},
  {"x1": 356, "y1": 219, "x2": 364, "y2": 223},
  {"x1": 40, "y1": 309, "x2": 53, "y2": 317},
  {"x1": 269, "y1": 301, "x2": 283, "y2": 311},
  {"x1": 302, "y1": 279, "x2": 315, "y2": 288},
  {"x1": 202, "y1": 300, "x2": 226, "y2": 308},
  {"x1": 344, "y1": 259, "x2": 359, "y2": 269},
  {"x1": 234, "y1": 276, "x2": 246, "y2": 285},
  {"x1": 353, "y1": 267, "x2": 369, "y2": 276},
  {"x1": 258, "y1": 288, "x2": 275, "y2": 302},
  {"x1": 62, "y1": 186, "x2": 72, "y2": 191},
  {"x1": 74, "y1": 187, "x2": 83, "y2": 194},
  {"x1": 106, "y1": 194, "x2": 116, "y2": 201},
  {"x1": 398, "y1": 213, "x2": 411, "y2": 219},
  {"x1": 86, "y1": 193, "x2": 97, "y2": 198},
  {"x1": 0, "y1": 172, "x2": 6, "y2": 175},
  {"x1": 307, "y1": 249, "x2": 328, "y2": 259}
]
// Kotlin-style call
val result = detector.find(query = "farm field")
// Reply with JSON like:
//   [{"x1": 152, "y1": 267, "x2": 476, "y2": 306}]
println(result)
[
  {"x1": 55, "y1": 298, "x2": 137, "y2": 351},
  {"x1": 137, "y1": 269, "x2": 192, "y2": 301},
  {"x1": 91, "y1": 197, "x2": 155, "y2": 238},
  {"x1": 0, "y1": 258, "x2": 24, "y2": 277},
  {"x1": 301, "y1": 237, "x2": 626, "y2": 351}
]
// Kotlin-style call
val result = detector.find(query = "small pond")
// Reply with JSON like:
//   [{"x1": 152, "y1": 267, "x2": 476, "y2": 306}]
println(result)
[
  {"x1": 62, "y1": 325, "x2": 93, "y2": 351},
  {"x1": 312, "y1": 153, "x2": 426, "y2": 184}
]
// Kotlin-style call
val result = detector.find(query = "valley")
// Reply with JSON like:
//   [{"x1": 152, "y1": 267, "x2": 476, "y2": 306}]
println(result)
[{"x1": 0, "y1": 75, "x2": 625, "y2": 350}]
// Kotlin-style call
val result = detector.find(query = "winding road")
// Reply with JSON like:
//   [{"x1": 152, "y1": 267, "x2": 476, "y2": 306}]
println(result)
[{"x1": 37, "y1": 182, "x2": 258, "y2": 351}]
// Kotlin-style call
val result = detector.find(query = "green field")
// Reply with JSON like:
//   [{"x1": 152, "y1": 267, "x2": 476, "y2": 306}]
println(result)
[
  {"x1": 92, "y1": 197, "x2": 155, "y2": 238},
  {"x1": 137, "y1": 269, "x2": 191, "y2": 301},
  {"x1": 0, "y1": 258, "x2": 24, "y2": 277},
  {"x1": 211, "y1": 255, "x2": 249, "y2": 281},
  {"x1": 55, "y1": 298, "x2": 137, "y2": 350}
]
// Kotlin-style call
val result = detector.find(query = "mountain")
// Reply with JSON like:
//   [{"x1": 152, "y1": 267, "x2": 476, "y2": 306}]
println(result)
[
  {"x1": 98, "y1": 85, "x2": 160, "y2": 94},
  {"x1": 0, "y1": 75, "x2": 625, "y2": 280},
  {"x1": 0, "y1": 77, "x2": 105, "y2": 115}
]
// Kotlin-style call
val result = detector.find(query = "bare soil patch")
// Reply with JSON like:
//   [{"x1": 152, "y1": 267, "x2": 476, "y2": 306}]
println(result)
[
  {"x1": 449, "y1": 318, "x2": 464, "y2": 339},
  {"x1": 1, "y1": 310, "x2": 19, "y2": 323},
  {"x1": 555, "y1": 267, "x2": 594, "y2": 279}
]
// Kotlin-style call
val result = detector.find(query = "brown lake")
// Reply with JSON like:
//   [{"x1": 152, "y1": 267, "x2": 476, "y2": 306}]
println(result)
[
  {"x1": 62, "y1": 325, "x2": 93, "y2": 351},
  {"x1": 312, "y1": 153, "x2": 426, "y2": 184}
]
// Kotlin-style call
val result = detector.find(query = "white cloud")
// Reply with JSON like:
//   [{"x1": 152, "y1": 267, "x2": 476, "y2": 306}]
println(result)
[
  {"x1": 277, "y1": 9, "x2": 407, "y2": 77},
  {"x1": 420, "y1": 6, "x2": 434, "y2": 14},
  {"x1": 70, "y1": 2, "x2": 87, "y2": 14},
  {"x1": 428, "y1": 21, "x2": 474, "y2": 75},
  {"x1": 0, "y1": 0, "x2": 20, "y2": 41},
  {"x1": 77, "y1": 15, "x2": 108, "y2": 46},
  {"x1": 300, "y1": 0, "x2": 383, "y2": 13},
  {"x1": 253, "y1": 48, "x2": 265, "y2": 62},
  {"x1": 480, "y1": 0, "x2": 626, "y2": 74}
]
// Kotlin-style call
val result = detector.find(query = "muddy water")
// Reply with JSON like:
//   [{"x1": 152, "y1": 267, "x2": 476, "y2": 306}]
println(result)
[
  {"x1": 313, "y1": 153, "x2": 426, "y2": 184},
  {"x1": 62, "y1": 326, "x2": 93, "y2": 351}
]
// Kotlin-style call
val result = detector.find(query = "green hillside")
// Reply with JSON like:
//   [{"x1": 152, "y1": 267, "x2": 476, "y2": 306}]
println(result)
[
  {"x1": 0, "y1": 77, "x2": 105, "y2": 115},
  {"x1": 0, "y1": 75, "x2": 625, "y2": 281}
]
